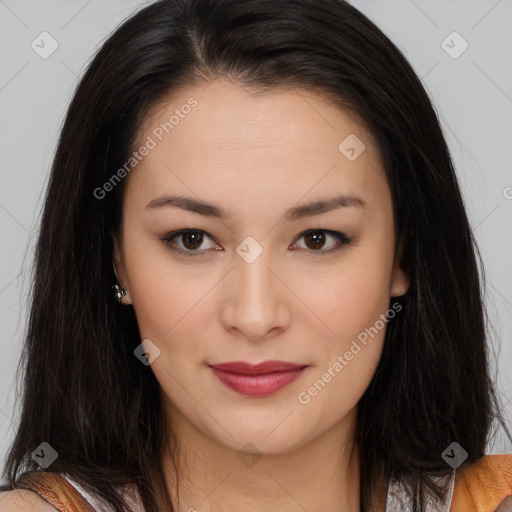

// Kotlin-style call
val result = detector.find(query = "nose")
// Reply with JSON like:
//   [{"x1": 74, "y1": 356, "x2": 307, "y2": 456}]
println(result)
[{"x1": 220, "y1": 245, "x2": 291, "y2": 343}]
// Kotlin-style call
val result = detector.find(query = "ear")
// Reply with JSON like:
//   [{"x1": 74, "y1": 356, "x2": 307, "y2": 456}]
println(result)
[{"x1": 390, "y1": 234, "x2": 409, "y2": 298}]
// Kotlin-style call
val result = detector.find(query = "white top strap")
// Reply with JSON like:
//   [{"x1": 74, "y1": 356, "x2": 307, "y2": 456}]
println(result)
[{"x1": 60, "y1": 474, "x2": 145, "y2": 512}]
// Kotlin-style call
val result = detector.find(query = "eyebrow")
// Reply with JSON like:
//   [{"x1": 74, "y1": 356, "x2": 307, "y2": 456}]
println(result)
[{"x1": 145, "y1": 193, "x2": 366, "y2": 221}]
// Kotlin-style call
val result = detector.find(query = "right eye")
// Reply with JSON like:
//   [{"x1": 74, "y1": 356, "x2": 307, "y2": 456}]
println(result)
[{"x1": 160, "y1": 229, "x2": 222, "y2": 257}]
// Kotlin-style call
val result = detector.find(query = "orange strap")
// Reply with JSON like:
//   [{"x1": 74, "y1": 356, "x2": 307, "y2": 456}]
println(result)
[
  {"x1": 15, "y1": 471, "x2": 96, "y2": 512},
  {"x1": 451, "y1": 454, "x2": 512, "y2": 512}
]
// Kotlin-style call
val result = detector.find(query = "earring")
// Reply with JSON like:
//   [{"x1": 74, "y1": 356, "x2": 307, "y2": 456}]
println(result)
[
  {"x1": 112, "y1": 260, "x2": 130, "y2": 305},
  {"x1": 113, "y1": 284, "x2": 128, "y2": 303}
]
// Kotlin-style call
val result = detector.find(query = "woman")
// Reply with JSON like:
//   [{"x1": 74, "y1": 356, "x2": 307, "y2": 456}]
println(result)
[{"x1": 1, "y1": 0, "x2": 511, "y2": 511}]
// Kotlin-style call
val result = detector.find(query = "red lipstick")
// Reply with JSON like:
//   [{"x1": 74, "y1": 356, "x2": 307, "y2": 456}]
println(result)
[{"x1": 209, "y1": 360, "x2": 308, "y2": 397}]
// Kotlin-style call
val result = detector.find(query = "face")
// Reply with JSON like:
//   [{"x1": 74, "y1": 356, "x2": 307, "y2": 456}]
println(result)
[{"x1": 113, "y1": 78, "x2": 408, "y2": 456}]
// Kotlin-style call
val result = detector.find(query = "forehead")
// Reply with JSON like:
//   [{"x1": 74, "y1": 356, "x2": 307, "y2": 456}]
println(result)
[{"x1": 126, "y1": 79, "x2": 389, "y2": 218}]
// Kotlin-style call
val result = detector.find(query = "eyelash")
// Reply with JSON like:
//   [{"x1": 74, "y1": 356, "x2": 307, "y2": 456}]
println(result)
[{"x1": 160, "y1": 229, "x2": 353, "y2": 257}]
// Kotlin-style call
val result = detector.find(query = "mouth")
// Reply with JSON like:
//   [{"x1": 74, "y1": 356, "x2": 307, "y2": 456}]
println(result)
[{"x1": 209, "y1": 361, "x2": 310, "y2": 397}]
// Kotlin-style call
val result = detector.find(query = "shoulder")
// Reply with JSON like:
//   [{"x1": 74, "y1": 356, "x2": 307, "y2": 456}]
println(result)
[
  {"x1": 0, "y1": 489, "x2": 57, "y2": 511},
  {"x1": 451, "y1": 454, "x2": 512, "y2": 512}
]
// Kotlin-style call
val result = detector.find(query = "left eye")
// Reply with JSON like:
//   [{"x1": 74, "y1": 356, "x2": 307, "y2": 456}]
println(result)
[
  {"x1": 292, "y1": 229, "x2": 352, "y2": 253},
  {"x1": 160, "y1": 229, "x2": 352, "y2": 257}
]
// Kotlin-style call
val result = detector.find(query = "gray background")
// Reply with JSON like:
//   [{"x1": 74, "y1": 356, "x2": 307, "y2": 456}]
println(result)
[{"x1": 1, "y1": 0, "x2": 511, "y2": 470}]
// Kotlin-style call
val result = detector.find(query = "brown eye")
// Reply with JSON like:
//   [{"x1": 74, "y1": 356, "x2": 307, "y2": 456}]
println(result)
[
  {"x1": 161, "y1": 229, "x2": 220, "y2": 257},
  {"x1": 293, "y1": 229, "x2": 353, "y2": 255},
  {"x1": 180, "y1": 231, "x2": 204, "y2": 250},
  {"x1": 303, "y1": 231, "x2": 327, "y2": 250}
]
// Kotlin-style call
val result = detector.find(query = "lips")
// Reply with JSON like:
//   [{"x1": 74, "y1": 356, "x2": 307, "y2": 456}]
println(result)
[
  {"x1": 209, "y1": 360, "x2": 309, "y2": 397},
  {"x1": 210, "y1": 360, "x2": 306, "y2": 375}
]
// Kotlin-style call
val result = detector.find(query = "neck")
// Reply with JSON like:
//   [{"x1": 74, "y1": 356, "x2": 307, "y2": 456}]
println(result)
[{"x1": 160, "y1": 401, "x2": 362, "y2": 512}]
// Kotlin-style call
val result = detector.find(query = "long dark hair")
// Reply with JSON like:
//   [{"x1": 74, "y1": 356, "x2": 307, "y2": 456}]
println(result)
[{"x1": 1, "y1": 0, "x2": 509, "y2": 510}]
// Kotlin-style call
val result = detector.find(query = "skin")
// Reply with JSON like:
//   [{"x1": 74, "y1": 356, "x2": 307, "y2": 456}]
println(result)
[
  {"x1": 113, "y1": 78, "x2": 409, "y2": 511},
  {"x1": 0, "y1": 489, "x2": 57, "y2": 511}
]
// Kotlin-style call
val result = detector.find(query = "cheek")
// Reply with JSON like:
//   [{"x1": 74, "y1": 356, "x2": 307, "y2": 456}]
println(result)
[
  {"x1": 121, "y1": 229, "x2": 204, "y2": 338},
  {"x1": 303, "y1": 250, "x2": 395, "y2": 342},
  {"x1": 294, "y1": 248, "x2": 393, "y2": 409},
  {"x1": 297, "y1": 266, "x2": 392, "y2": 420},
  {"x1": 297, "y1": 334, "x2": 384, "y2": 436}
]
